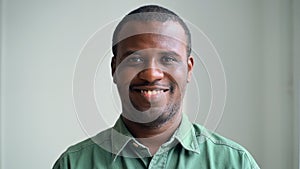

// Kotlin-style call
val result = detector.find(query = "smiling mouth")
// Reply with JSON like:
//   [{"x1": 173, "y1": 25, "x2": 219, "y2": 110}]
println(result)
[
  {"x1": 130, "y1": 86, "x2": 170, "y2": 97},
  {"x1": 128, "y1": 86, "x2": 171, "y2": 111},
  {"x1": 138, "y1": 89, "x2": 169, "y2": 97}
]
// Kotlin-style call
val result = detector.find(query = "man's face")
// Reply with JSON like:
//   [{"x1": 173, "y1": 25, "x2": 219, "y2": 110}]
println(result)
[{"x1": 111, "y1": 21, "x2": 193, "y2": 127}]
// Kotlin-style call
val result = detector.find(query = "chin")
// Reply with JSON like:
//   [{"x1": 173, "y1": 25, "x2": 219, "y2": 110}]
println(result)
[{"x1": 122, "y1": 106, "x2": 165, "y2": 124}]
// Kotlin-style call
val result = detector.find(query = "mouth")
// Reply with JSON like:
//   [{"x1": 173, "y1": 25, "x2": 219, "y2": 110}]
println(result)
[
  {"x1": 138, "y1": 89, "x2": 168, "y2": 97},
  {"x1": 127, "y1": 84, "x2": 175, "y2": 111},
  {"x1": 130, "y1": 86, "x2": 170, "y2": 99}
]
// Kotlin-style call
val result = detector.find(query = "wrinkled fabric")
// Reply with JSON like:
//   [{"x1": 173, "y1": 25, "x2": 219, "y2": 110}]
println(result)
[{"x1": 53, "y1": 114, "x2": 260, "y2": 169}]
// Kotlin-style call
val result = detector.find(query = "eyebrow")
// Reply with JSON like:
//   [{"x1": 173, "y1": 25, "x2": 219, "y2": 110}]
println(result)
[
  {"x1": 118, "y1": 50, "x2": 137, "y2": 62},
  {"x1": 121, "y1": 50, "x2": 136, "y2": 58},
  {"x1": 158, "y1": 51, "x2": 180, "y2": 57},
  {"x1": 119, "y1": 50, "x2": 181, "y2": 61}
]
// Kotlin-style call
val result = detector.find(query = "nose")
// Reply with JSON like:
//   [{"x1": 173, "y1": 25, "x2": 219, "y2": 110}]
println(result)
[{"x1": 138, "y1": 68, "x2": 164, "y2": 82}]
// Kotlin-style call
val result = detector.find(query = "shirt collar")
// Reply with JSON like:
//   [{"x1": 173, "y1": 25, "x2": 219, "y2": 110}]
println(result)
[
  {"x1": 174, "y1": 114, "x2": 200, "y2": 154},
  {"x1": 111, "y1": 117, "x2": 134, "y2": 156},
  {"x1": 111, "y1": 114, "x2": 200, "y2": 160}
]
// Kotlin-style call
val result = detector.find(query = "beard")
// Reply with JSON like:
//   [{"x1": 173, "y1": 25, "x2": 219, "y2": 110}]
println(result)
[
  {"x1": 137, "y1": 101, "x2": 180, "y2": 129},
  {"x1": 120, "y1": 77, "x2": 187, "y2": 129},
  {"x1": 121, "y1": 99, "x2": 181, "y2": 129}
]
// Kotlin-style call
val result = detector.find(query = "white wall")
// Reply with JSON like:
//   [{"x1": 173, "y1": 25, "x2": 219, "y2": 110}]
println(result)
[
  {"x1": 293, "y1": 0, "x2": 300, "y2": 168},
  {"x1": 0, "y1": 0, "x2": 3, "y2": 168},
  {"x1": 0, "y1": 0, "x2": 298, "y2": 169},
  {"x1": 260, "y1": 0, "x2": 295, "y2": 168}
]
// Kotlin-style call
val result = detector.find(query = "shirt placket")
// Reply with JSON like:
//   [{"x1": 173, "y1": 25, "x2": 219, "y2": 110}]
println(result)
[{"x1": 148, "y1": 151, "x2": 168, "y2": 169}]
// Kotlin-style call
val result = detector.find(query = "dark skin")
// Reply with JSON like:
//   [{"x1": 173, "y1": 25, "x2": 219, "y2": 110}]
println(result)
[{"x1": 111, "y1": 21, "x2": 194, "y2": 155}]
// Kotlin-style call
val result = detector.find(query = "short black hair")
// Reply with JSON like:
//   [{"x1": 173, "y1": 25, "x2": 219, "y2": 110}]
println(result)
[{"x1": 112, "y1": 5, "x2": 191, "y2": 57}]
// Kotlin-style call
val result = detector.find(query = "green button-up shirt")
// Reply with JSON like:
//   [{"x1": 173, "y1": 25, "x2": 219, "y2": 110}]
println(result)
[{"x1": 53, "y1": 114, "x2": 260, "y2": 169}]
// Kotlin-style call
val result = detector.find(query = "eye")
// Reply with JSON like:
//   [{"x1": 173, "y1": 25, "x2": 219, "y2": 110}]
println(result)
[
  {"x1": 128, "y1": 57, "x2": 143, "y2": 62},
  {"x1": 125, "y1": 55, "x2": 144, "y2": 64},
  {"x1": 161, "y1": 55, "x2": 177, "y2": 63}
]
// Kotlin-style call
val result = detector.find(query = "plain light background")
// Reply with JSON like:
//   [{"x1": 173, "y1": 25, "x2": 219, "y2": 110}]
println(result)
[{"x1": 1, "y1": 0, "x2": 299, "y2": 169}]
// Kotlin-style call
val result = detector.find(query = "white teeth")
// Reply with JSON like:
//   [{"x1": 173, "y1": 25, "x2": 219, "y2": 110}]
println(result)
[{"x1": 140, "y1": 90, "x2": 164, "y2": 95}]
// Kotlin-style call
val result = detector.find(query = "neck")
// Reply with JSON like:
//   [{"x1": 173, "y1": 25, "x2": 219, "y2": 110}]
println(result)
[{"x1": 122, "y1": 112, "x2": 182, "y2": 155}]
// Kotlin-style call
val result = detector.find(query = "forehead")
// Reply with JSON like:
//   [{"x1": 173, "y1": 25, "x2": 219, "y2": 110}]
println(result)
[
  {"x1": 117, "y1": 34, "x2": 187, "y2": 58},
  {"x1": 116, "y1": 21, "x2": 187, "y2": 46}
]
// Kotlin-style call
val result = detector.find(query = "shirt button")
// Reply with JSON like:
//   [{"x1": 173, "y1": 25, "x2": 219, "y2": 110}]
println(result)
[{"x1": 133, "y1": 142, "x2": 139, "y2": 148}]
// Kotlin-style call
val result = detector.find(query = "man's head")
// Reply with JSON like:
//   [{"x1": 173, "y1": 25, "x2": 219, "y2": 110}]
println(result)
[
  {"x1": 111, "y1": 5, "x2": 194, "y2": 128},
  {"x1": 112, "y1": 5, "x2": 191, "y2": 57}
]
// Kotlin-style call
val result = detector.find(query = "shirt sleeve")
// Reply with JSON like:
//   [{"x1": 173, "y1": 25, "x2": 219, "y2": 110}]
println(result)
[
  {"x1": 242, "y1": 150, "x2": 260, "y2": 169},
  {"x1": 52, "y1": 153, "x2": 70, "y2": 169}
]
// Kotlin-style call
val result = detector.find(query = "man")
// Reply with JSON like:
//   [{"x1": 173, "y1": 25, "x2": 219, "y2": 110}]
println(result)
[{"x1": 53, "y1": 5, "x2": 260, "y2": 169}]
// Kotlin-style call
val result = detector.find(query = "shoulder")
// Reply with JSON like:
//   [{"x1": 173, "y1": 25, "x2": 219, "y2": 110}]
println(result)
[
  {"x1": 63, "y1": 128, "x2": 112, "y2": 156},
  {"x1": 192, "y1": 123, "x2": 260, "y2": 169},
  {"x1": 193, "y1": 123, "x2": 245, "y2": 150},
  {"x1": 63, "y1": 138, "x2": 96, "y2": 154},
  {"x1": 53, "y1": 128, "x2": 113, "y2": 169}
]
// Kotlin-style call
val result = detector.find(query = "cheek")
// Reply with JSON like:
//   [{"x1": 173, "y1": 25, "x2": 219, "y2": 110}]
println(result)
[
  {"x1": 114, "y1": 62, "x2": 138, "y2": 85},
  {"x1": 174, "y1": 67, "x2": 189, "y2": 86},
  {"x1": 115, "y1": 69, "x2": 135, "y2": 102},
  {"x1": 115, "y1": 72, "x2": 133, "y2": 89}
]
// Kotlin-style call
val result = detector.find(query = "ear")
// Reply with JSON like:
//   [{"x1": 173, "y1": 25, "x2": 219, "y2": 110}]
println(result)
[
  {"x1": 187, "y1": 55, "x2": 194, "y2": 82},
  {"x1": 111, "y1": 56, "x2": 117, "y2": 83}
]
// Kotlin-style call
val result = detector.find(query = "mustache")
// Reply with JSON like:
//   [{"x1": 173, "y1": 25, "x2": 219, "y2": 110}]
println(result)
[
  {"x1": 129, "y1": 82, "x2": 175, "y2": 92},
  {"x1": 130, "y1": 82, "x2": 169, "y2": 88}
]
